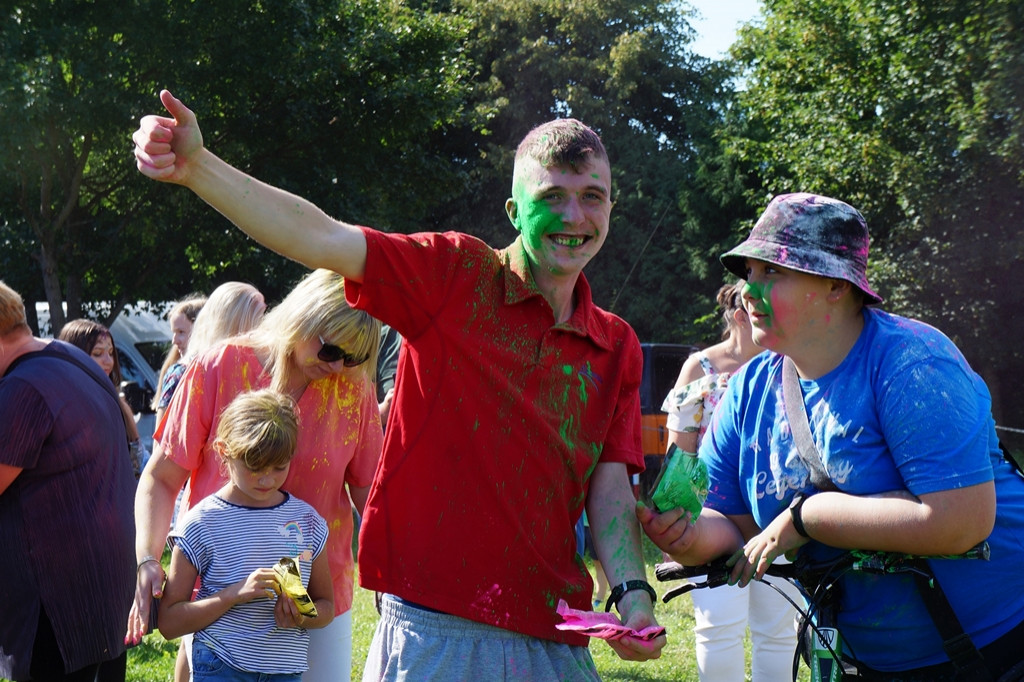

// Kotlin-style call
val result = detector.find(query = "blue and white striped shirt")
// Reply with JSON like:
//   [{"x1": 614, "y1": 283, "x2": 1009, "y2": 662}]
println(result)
[{"x1": 171, "y1": 492, "x2": 328, "y2": 674}]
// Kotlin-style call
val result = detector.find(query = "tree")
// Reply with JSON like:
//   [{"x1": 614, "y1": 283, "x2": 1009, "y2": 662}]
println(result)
[
  {"x1": 1, "y1": 0, "x2": 477, "y2": 330},
  {"x1": 726, "y1": 0, "x2": 1024, "y2": 424}
]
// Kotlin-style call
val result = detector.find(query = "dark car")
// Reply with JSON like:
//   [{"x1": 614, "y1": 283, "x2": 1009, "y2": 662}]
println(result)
[{"x1": 635, "y1": 343, "x2": 699, "y2": 499}]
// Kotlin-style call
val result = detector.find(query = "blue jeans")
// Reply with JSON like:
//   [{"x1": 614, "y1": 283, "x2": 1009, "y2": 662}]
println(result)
[{"x1": 192, "y1": 639, "x2": 302, "y2": 682}]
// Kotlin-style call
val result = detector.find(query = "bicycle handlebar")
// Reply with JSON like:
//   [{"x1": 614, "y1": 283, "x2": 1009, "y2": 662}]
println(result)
[
  {"x1": 654, "y1": 557, "x2": 800, "y2": 603},
  {"x1": 656, "y1": 543, "x2": 990, "y2": 681},
  {"x1": 654, "y1": 542, "x2": 990, "y2": 604}
]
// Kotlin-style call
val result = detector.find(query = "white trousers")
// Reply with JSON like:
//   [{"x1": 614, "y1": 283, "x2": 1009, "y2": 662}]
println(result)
[
  {"x1": 691, "y1": 577, "x2": 802, "y2": 681},
  {"x1": 305, "y1": 610, "x2": 353, "y2": 682}
]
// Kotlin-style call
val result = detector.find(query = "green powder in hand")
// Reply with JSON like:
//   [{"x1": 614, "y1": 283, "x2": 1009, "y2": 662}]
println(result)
[{"x1": 651, "y1": 444, "x2": 709, "y2": 519}]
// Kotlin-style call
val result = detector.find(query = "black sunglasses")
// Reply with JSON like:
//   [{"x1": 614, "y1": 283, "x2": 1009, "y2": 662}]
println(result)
[{"x1": 317, "y1": 335, "x2": 370, "y2": 367}]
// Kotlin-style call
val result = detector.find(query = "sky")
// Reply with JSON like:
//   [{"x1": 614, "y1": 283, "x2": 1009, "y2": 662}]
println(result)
[{"x1": 686, "y1": 0, "x2": 763, "y2": 59}]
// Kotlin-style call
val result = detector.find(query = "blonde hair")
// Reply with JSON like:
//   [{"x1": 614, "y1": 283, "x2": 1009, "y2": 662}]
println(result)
[
  {"x1": 215, "y1": 389, "x2": 298, "y2": 470},
  {"x1": 0, "y1": 281, "x2": 28, "y2": 336},
  {"x1": 185, "y1": 282, "x2": 265, "y2": 362},
  {"x1": 152, "y1": 294, "x2": 207, "y2": 409},
  {"x1": 240, "y1": 269, "x2": 381, "y2": 394}
]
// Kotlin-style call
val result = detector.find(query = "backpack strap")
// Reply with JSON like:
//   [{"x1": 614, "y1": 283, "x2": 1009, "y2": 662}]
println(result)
[{"x1": 908, "y1": 560, "x2": 992, "y2": 680}]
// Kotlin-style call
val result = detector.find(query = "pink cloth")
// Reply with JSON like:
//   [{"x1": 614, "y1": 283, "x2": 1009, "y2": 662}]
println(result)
[{"x1": 555, "y1": 600, "x2": 666, "y2": 641}]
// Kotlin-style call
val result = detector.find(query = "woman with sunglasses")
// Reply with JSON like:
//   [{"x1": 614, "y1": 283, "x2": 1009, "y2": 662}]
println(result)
[{"x1": 127, "y1": 268, "x2": 383, "y2": 682}]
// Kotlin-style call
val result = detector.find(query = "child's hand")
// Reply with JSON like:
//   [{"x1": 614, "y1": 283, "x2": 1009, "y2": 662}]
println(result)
[
  {"x1": 274, "y1": 590, "x2": 305, "y2": 629},
  {"x1": 236, "y1": 568, "x2": 281, "y2": 604}
]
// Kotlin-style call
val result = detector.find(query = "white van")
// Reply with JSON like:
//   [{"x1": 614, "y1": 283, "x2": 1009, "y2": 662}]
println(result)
[{"x1": 110, "y1": 307, "x2": 172, "y2": 448}]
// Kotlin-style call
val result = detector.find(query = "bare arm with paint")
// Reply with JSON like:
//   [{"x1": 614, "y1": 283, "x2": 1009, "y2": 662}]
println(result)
[
  {"x1": 636, "y1": 502, "x2": 747, "y2": 567},
  {"x1": 730, "y1": 484, "x2": 995, "y2": 586},
  {"x1": 133, "y1": 90, "x2": 367, "y2": 280},
  {"x1": 586, "y1": 462, "x2": 666, "y2": 661}
]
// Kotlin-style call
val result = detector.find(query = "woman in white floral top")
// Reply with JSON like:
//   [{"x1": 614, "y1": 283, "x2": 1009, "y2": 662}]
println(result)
[{"x1": 661, "y1": 281, "x2": 801, "y2": 682}]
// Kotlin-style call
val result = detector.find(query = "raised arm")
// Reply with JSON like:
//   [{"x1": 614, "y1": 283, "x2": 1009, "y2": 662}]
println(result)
[{"x1": 133, "y1": 90, "x2": 367, "y2": 280}]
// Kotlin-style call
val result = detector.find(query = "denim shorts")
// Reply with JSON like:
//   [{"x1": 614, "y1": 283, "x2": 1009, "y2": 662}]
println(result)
[{"x1": 191, "y1": 639, "x2": 302, "y2": 682}]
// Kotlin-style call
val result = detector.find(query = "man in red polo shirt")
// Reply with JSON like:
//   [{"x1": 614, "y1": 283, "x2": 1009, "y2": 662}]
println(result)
[{"x1": 133, "y1": 90, "x2": 665, "y2": 679}]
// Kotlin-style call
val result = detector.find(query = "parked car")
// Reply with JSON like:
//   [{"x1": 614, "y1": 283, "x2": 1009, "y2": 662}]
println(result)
[{"x1": 636, "y1": 342, "x2": 699, "y2": 499}]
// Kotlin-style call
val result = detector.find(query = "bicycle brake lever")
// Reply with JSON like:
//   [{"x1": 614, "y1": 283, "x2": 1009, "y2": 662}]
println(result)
[
  {"x1": 662, "y1": 583, "x2": 697, "y2": 603},
  {"x1": 661, "y1": 570, "x2": 731, "y2": 603}
]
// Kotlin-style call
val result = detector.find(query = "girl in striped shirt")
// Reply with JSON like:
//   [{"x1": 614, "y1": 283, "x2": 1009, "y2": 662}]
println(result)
[{"x1": 159, "y1": 389, "x2": 333, "y2": 681}]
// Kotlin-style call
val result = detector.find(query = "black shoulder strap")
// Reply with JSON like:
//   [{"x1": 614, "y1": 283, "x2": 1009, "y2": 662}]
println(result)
[{"x1": 909, "y1": 561, "x2": 993, "y2": 680}]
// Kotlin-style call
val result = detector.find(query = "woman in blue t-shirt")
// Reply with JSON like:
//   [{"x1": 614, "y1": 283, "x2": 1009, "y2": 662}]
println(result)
[{"x1": 639, "y1": 193, "x2": 1024, "y2": 679}]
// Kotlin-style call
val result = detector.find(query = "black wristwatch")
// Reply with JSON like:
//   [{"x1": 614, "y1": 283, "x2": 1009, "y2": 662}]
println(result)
[
  {"x1": 604, "y1": 580, "x2": 658, "y2": 613},
  {"x1": 789, "y1": 492, "x2": 811, "y2": 538}
]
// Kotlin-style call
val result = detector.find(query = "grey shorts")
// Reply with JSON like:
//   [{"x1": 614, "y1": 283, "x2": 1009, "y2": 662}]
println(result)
[{"x1": 362, "y1": 595, "x2": 601, "y2": 682}]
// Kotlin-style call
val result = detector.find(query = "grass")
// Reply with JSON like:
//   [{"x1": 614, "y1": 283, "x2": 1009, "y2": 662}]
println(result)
[
  {"x1": 126, "y1": 632, "x2": 180, "y2": 682},
  {"x1": 126, "y1": 534, "x2": 811, "y2": 681}
]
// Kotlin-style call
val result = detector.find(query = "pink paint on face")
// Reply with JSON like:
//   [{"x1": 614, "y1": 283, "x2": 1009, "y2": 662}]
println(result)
[{"x1": 744, "y1": 259, "x2": 831, "y2": 353}]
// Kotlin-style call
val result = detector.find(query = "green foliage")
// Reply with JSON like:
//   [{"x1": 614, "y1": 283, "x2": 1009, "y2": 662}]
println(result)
[
  {"x1": 725, "y1": 0, "x2": 1024, "y2": 425},
  {"x1": 5, "y1": 0, "x2": 1021, "y2": 425},
  {"x1": 2, "y1": 0, "x2": 737, "y2": 345},
  {"x1": 1, "y1": 0, "x2": 478, "y2": 322}
]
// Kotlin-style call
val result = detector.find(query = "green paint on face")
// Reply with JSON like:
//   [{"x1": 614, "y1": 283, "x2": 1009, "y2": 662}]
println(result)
[
  {"x1": 511, "y1": 180, "x2": 563, "y2": 260},
  {"x1": 743, "y1": 279, "x2": 774, "y2": 325}
]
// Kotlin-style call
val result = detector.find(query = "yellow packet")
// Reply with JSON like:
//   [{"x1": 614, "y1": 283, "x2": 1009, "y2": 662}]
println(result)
[{"x1": 273, "y1": 556, "x2": 318, "y2": 618}]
